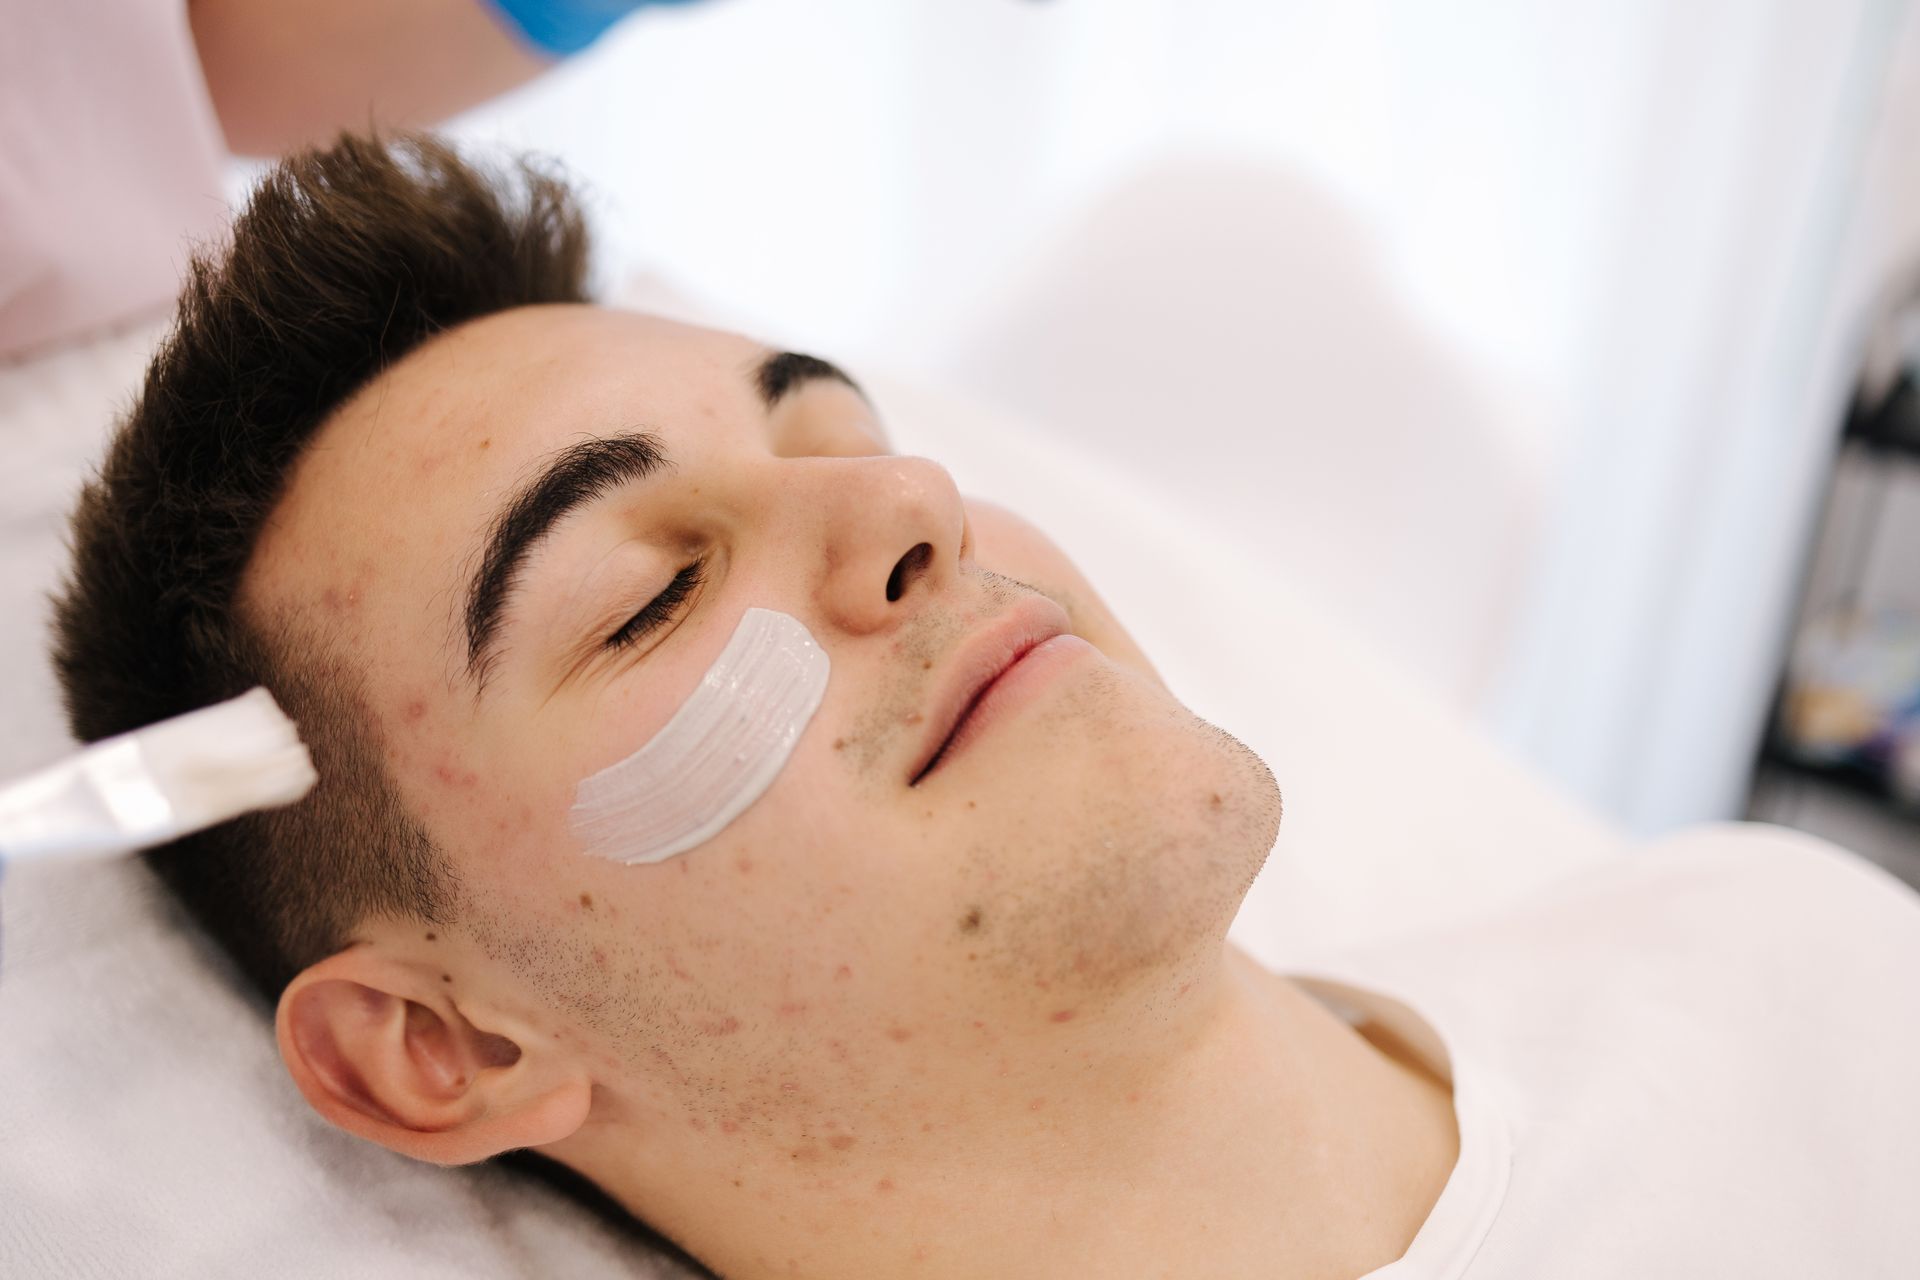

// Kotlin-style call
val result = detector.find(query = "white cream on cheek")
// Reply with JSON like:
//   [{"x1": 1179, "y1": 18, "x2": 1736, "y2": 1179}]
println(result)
[{"x1": 568, "y1": 607, "x2": 830, "y2": 865}]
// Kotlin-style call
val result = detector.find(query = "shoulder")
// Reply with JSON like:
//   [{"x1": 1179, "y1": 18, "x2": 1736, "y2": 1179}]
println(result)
[
  {"x1": 1372, "y1": 820, "x2": 1920, "y2": 1002},
  {"x1": 1525, "y1": 821, "x2": 1920, "y2": 1003},
  {"x1": 1632, "y1": 820, "x2": 1920, "y2": 934},
  {"x1": 1285, "y1": 821, "x2": 1920, "y2": 1017}
]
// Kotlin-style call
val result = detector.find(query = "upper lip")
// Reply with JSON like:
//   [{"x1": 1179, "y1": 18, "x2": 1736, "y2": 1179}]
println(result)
[{"x1": 906, "y1": 594, "x2": 1074, "y2": 785}]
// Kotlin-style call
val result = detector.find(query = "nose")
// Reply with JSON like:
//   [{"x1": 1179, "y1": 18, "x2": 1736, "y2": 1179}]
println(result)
[{"x1": 804, "y1": 455, "x2": 968, "y2": 634}]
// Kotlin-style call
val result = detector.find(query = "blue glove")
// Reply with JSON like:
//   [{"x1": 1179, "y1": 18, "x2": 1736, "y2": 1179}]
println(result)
[{"x1": 483, "y1": 0, "x2": 711, "y2": 58}]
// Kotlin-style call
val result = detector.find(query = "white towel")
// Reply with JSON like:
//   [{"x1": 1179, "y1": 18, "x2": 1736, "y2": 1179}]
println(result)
[{"x1": 0, "y1": 856, "x2": 704, "y2": 1279}]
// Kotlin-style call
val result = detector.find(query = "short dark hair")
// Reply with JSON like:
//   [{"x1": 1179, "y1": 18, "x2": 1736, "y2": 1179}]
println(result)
[{"x1": 52, "y1": 132, "x2": 593, "y2": 1002}]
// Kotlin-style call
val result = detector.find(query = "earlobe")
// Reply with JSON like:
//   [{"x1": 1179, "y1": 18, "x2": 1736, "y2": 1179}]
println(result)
[{"x1": 275, "y1": 949, "x2": 591, "y2": 1166}]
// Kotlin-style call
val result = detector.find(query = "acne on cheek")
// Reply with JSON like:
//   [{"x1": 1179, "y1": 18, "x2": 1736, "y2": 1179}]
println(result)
[
  {"x1": 431, "y1": 759, "x2": 482, "y2": 790},
  {"x1": 385, "y1": 692, "x2": 563, "y2": 837},
  {"x1": 311, "y1": 558, "x2": 377, "y2": 620},
  {"x1": 391, "y1": 724, "x2": 544, "y2": 843}
]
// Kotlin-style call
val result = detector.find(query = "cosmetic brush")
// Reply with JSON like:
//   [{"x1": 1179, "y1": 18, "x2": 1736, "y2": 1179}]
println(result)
[{"x1": 0, "y1": 687, "x2": 316, "y2": 865}]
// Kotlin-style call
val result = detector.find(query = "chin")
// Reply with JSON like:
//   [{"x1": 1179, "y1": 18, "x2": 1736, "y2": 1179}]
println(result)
[{"x1": 952, "y1": 666, "x2": 1283, "y2": 1006}]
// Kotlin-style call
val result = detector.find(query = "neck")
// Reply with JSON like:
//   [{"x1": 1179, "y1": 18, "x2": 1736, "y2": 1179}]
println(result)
[{"x1": 559, "y1": 944, "x2": 1456, "y2": 1280}]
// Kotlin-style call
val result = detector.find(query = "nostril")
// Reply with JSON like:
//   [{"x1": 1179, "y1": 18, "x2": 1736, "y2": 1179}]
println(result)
[{"x1": 886, "y1": 542, "x2": 934, "y2": 603}]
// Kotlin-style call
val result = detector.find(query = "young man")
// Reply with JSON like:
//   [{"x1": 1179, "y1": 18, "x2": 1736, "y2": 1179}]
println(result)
[{"x1": 53, "y1": 133, "x2": 1920, "y2": 1279}]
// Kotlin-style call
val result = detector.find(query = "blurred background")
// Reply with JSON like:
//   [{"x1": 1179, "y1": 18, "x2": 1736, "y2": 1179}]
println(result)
[{"x1": 242, "y1": 0, "x2": 1920, "y2": 879}]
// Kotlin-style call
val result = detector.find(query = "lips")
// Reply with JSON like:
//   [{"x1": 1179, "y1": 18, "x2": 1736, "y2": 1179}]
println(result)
[{"x1": 906, "y1": 595, "x2": 1074, "y2": 786}]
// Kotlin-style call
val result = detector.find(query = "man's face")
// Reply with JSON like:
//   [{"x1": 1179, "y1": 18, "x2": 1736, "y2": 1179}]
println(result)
[{"x1": 251, "y1": 305, "x2": 1280, "y2": 1127}]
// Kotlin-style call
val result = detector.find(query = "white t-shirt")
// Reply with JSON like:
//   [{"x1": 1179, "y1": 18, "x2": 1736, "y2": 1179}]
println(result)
[{"x1": 1282, "y1": 821, "x2": 1920, "y2": 1278}]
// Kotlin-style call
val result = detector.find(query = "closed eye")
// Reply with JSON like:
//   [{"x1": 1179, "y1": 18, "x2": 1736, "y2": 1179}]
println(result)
[{"x1": 606, "y1": 558, "x2": 707, "y2": 651}]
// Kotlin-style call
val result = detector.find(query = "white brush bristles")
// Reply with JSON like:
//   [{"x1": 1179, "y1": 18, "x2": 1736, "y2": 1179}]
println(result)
[
  {"x1": 0, "y1": 687, "x2": 317, "y2": 864},
  {"x1": 137, "y1": 688, "x2": 318, "y2": 832}
]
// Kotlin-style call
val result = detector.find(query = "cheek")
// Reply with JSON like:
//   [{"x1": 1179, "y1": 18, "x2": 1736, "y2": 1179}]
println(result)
[
  {"x1": 962, "y1": 496, "x2": 1053, "y2": 578},
  {"x1": 391, "y1": 719, "x2": 582, "y2": 885},
  {"x1": 558, "y1": 848, "x2": 882, "y2": 1049},
  {"x1": 567, "y1": 608, "x2": 832, "y2": 873},
  {"x1": 683, "y1": 784, "x2": 931, "y2": 977}
]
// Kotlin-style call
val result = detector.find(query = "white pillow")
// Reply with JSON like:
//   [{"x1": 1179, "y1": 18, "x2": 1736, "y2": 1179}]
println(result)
[{"x1": 0, "y1": 316, "x2": 1626, "y2": 1278}]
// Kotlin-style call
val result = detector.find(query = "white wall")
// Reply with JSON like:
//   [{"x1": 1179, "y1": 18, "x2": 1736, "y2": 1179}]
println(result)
[
  {"x1": 1482, "y1": 1, "x2": 1917, "y2": 835},
  {"x1": 440, "y1": 0, "x2": 1920, "y2": 836}
]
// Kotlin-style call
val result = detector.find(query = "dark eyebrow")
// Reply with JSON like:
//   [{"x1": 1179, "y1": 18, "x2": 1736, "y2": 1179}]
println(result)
[
  {"x1": 462, "y1": 433, "x2": 669, "y2": 685},
  {"x1": 754, "y1": 350, "x2": 866, "y2": 412}
]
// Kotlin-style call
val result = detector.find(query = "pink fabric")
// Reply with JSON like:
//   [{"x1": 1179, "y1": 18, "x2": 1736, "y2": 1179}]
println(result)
[{"x1": 0, "y1": 0, "x2": 229, "y2": 359}]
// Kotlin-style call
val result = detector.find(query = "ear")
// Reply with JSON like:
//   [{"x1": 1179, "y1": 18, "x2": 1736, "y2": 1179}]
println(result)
[{"x1": 275, "y1": 946, "x2": 592, "y2": 1166}]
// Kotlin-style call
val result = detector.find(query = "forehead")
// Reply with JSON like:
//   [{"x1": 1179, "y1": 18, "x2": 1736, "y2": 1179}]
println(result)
[
  {"x1": 338, "y1": 303, "x2": 764, "y2": 466},
  {"x1": 245, "y1": 304, "x2": 766, "y2": 668}
]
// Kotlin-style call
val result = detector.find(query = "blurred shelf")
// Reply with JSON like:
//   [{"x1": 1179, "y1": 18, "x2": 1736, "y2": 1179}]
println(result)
[
  {"x1": 1843, "y1": 374, "x2": 1920, "y2": 461},
  {"x1": 1758, "y1": 741, "x2": 1920, "y2": 827},
  {"x1": 1750, "y1": 357, "x2": 1920, "y2": 861},
  {"x1": 1749, "y1": 756, "x2": 1920, "y2": 892}
]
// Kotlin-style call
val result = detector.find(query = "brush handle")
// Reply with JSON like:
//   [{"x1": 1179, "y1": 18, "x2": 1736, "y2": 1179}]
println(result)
[{"x1": 0, "y1": 739, "x2": 172, "y2": 863}]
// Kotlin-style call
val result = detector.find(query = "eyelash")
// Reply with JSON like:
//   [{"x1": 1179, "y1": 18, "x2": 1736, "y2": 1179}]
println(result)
[{"x1": 606, "y1": 558, "x2": 708, "y2": 652}]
